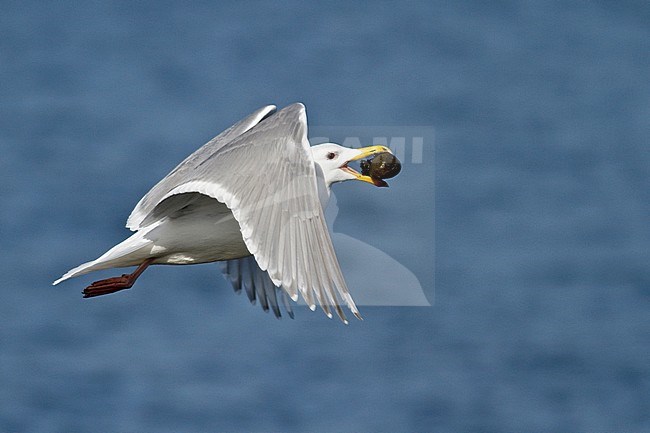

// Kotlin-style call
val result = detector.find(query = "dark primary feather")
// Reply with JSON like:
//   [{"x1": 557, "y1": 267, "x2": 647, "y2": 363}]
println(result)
[{"x1": 219, "y1": 256, "x2": 294, "y2": 319}]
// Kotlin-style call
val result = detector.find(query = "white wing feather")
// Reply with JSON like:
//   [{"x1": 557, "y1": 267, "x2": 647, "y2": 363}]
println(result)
[{"x1": 127, "y1": 104, "x2": 277, "y2": 231}]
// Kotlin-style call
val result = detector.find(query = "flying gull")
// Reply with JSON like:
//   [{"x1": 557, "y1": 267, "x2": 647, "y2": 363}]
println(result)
[{"x1": 53, "y1": 103, "x2": 400, "y2": 323}]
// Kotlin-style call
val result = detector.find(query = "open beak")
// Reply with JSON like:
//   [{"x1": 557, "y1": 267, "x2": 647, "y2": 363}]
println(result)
[{"x1": 340, "y1": 145, "x2": 392, "y2": 187}]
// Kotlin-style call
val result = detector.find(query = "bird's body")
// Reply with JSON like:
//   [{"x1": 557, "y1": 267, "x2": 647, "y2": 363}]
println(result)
[{"x1": 54, "y1": 103, "x2": 398, "y2": 322}]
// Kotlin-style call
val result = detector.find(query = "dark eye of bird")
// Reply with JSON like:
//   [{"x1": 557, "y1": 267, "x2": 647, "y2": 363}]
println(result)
[{"x1": 326, "y1": 152, "x2": 336, "y2": 160}]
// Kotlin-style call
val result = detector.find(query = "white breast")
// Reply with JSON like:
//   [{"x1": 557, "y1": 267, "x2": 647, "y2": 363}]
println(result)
[{"x1": 148, "y1": 195, "x2": 250, "y2": 265}]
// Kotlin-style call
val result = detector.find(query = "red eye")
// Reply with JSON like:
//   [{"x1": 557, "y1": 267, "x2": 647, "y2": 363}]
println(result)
[{"x1": 327, "y1": 152, "x2": 336, "y2": 160}]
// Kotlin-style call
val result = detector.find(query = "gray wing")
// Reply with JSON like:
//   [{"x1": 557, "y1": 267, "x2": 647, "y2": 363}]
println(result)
[
  {"x1": 130, "y1": 103, "x2": 360, "y2": 322},
  {"x1": 126, "y1": 104, "x2": 277, "y2": 230},
  {"x1": 219, "y1": 257, "x2": 294, "y2": 319}
]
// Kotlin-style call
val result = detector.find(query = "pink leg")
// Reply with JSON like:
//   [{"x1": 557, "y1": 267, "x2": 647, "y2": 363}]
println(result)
[{"x1": 83, "y1": 258, "x2": 155, "y2": 298}]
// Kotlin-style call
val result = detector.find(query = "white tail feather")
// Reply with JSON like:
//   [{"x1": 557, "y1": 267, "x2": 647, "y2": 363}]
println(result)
[
  {"x1": 53, "y1": 259, "x2": 104, "y2": 285},
  {"x1": 52, "y1": 224, "x2": 159, "y2": 285}
]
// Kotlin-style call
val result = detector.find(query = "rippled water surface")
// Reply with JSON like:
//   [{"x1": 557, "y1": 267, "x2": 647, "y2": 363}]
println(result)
[{"x1": 1, "y1": 1, "x2": 649, "y2": 432}]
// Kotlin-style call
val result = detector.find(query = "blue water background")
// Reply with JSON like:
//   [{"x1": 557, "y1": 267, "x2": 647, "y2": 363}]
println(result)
[{"x1": 1, "y1": 1, "x2": 649, "y2": 432}]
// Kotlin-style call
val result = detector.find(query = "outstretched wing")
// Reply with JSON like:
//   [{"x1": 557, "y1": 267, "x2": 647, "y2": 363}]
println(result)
[
  {"x1": 131, "y1": 103, "x2": 360, "y2": 322},
  {"x1": 127, "y1": 104, "x2": 277, "y2": 231}
]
